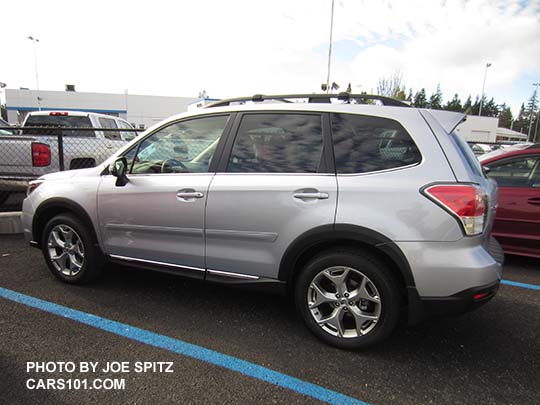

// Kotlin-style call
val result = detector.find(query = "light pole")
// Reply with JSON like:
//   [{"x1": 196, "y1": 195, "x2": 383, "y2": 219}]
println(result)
[
  {"x1": 478, "y1": 62, "x2": 491, "y2": 116},
  {"x1": 27, "y1": 36, "x2": 41, "y2": 111},
  {"x1": 324, "y1": 0, "x2": 335, "y2": 94},
  {"x1": 528, "y1": 82, "x2": 539, "y2": 142}
]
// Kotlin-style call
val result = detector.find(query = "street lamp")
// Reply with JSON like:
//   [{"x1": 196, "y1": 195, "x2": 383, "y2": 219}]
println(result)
[
  {"x1": 27, "y1": 36, "x2": 41, "y2": 111},
  {"x1": 528, "y1": 82, "x2": 539, "y2": 142},
  {"x1": 324, "y1": 0, "x2": 335, "y2": 94},
  {"x1": 479, "y1": 62, "x2": 492, "y2": 116}
]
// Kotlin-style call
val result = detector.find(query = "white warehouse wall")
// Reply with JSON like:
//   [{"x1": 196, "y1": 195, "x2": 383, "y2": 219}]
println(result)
[
  {"x1": 455, "y1": 115, "x2": 498, "y2": 143},
  {"x1": 4, "y1": 89, "x2": 197, "y2": 128}
]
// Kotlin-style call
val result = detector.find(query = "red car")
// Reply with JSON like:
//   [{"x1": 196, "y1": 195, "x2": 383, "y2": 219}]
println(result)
[{"x1": 479, "y1": 143, "x2": 540, "y2": 258}]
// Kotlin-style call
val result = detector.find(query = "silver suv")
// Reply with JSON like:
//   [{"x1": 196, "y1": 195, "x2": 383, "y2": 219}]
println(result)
[{"x1": 21, "y1": 94, "x2": 503, "y2": 349}]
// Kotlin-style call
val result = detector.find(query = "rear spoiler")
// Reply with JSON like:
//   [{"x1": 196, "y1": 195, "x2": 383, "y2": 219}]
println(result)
[{"x1": 422, "y1": 110, "x2": 467, "y2": 134}]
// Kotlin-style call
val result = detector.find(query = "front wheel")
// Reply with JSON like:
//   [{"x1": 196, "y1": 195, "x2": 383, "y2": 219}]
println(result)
[
  {"x1": 41, "y1": 214, "x2": 102, "y2": 284},
  {"x1": 295, "y1": 250, "x2": 401, "y2": 349}
]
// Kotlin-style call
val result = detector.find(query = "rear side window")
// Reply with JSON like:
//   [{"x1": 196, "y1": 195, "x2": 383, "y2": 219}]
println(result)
[
  {"x1": 98, "y1": 117, "x2": 121, "y2": 140},
  {"x1": 227, "y1": 114, "x2": 323, "y2": 173},
  {"x1": 450, "y1": 131, "x2": 484, "y2": 178},
  {"x1": 331, "y1": 113, "x2": 421, "y2": 174},
  {"x1": 24, "y1": 115, "x2": 95, "y2": 137}
]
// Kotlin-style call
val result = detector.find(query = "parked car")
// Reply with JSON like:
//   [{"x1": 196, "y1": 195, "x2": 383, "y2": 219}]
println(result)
[
  {"x1": 479, "y1": 143, "x2": 540, "y2": 258},
  {"x1": 21, "y1": 93, "x2": 503, "y2": 349},
  {"x1": 0, "y1": 111, "x2": 136, "y2": 206},
  {"x1": 470, "y1": 143, "x2": 493, "y2": 156},
  {"x1": 0, "y1": 117, "x2": 16, "y2": 135}
]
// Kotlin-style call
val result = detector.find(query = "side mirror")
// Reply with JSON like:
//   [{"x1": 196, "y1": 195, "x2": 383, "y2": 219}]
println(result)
[{"x1": 110, "y1": 157, "x2": 129, "y2": 187}]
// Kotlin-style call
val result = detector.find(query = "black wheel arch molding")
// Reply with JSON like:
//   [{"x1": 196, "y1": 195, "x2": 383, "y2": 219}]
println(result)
[
  {"x1": 278, "y1": 223, "x2": 416, "y2": 288},
  {"x1": 31, "y1": 198, "x2": 101, "y2": 250}
]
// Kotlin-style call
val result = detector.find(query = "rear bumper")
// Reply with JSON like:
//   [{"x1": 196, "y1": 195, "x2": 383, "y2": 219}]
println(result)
[
  {"x1": 0, "y1": 177, "x2": 36, "y2": 193},
  {"x1": 408, "y1": 279, "x2": 500, "y2": 324},
  {"x1": 404, "y1": 236, "x2": 503, "y2": 324}
]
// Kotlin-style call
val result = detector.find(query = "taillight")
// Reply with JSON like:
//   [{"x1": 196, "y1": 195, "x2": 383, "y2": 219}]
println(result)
[
  {"x1": 49, "y1": 112, "x2": 68, "y2": 116},
  {"x1": 31, "y1": 142, "x2": 51, "y2": 167},
  {"x1": 27, "y1": 180, "x2": 44, "y2": 196},
  {"x1": 423, "y1": 184, "x2": 487, "y2": 236}
]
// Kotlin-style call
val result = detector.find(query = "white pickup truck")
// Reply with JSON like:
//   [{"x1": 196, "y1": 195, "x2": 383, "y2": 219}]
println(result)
[{"x1": 0, "y1": 111, "x2": 138, "y2": 205}]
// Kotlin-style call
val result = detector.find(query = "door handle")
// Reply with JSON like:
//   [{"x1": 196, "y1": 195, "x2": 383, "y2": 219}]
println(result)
[
  {"x1": 293, "y1": 192, "x2": 329, "y2": 200},
  {"x1": 176, "y1": 190, "x2": 204, "y2": 201},
  {"x1": 527, "y1": 198, "x2": 540, "y2": 206}
]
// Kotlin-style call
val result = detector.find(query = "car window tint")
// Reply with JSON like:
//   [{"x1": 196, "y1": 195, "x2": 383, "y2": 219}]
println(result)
[
  {"x1": 98, "y1": 117, "x2": 121, "y2": 140},
  {"x1": 227, "y1": 114, "x2": 323, "y2": 173},
  {"x1": 331, "y1": 113, "x2": 421, "y2": 174},
  {"x1": 117, "y1": 120, "x2": 137, "y2": 141},
  {"x1": 24, "y1": 115, "x2": 95, "y2": 137},
  {"x1": 130, "y1": 115, "x2": 229, "y2": 174},
  {"x1": 485, "y1": 156, "x2": 539, "y2": 187}
]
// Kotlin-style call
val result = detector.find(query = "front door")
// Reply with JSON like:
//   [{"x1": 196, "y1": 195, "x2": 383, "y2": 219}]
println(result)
[{"x1": 97, "y1": 114, "x2": 231, "y2": 278}]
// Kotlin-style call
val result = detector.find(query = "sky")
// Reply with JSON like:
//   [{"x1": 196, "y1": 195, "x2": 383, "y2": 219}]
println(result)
[{"x1": 1, "y1": 0, "x2": 539, "y2": 116}]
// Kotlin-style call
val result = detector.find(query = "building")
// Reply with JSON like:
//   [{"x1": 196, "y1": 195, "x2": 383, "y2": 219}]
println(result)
[
  {"x1": 455, "y1": 115, "x2": 527, "y2": 143},
  {"x1": 495, "y1": 126, "x2": 527, "y2": 142},
  {"x1": 455, "y1": 115, "x2": 498, "y2": 143},
  {"x1": 2, "y1": 88, "x2": 198, "y2": 129}
]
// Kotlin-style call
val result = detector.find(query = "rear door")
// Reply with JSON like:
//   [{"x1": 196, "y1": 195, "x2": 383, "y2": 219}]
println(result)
[
  {"x1": 484, "y1": 154, "x2": 540, "y2": 257},
  {"x1": 204, "y1": 112, "x2": 337, "y2": 281}
]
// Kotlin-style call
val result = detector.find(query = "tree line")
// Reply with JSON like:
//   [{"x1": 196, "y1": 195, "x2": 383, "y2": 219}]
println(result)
[{"x1": 375, "y1": 73, "x2": 539, "y2": 138}]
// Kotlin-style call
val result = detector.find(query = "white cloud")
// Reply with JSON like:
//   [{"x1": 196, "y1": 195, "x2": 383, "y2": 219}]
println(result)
[{"x1": 1, "y1": 0, "x2": 539, "y2": 114}]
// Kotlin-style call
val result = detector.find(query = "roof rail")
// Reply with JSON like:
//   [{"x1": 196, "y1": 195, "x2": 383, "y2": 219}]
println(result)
[{"x1": 204, "y1": 93, "x2": 410, "y2": 108}]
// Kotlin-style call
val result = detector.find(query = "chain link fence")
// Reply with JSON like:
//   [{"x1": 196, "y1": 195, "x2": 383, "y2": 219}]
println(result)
[{"x1": 0, "y1": 126, "x2": 142, "y2": 212}]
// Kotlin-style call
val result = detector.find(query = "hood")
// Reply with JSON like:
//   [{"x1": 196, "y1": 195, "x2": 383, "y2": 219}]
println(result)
[{"x1": 39, "y1": 167, "x2": 100, "y2": 181}]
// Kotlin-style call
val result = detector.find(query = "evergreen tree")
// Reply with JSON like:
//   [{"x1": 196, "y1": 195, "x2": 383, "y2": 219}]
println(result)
[
  {"x1": 513, "y1": 103, "x2": 528, "y2": 133},
  {"x1": 428, "y1": 85, "x2": 443, "y2": 109},
  {"x1": 463, "y1": 96, "x2": 473, "y2": 114},
  {"x1": 407, "y1": 88, "x2": 413, "y2": 102},
  {"x1": 482, "y1": 97, "x2": 499, "y2": 117},
  {"x1": 445, "y1": 93, "x2": 463, "y2": 112},
  {"x1": 498, "y1": 104, "x2": 513, "y2": 129},
  {"x1": 525, "y1": 89, "x2": 539, "y2": 138},
  {"x1": 413, "y1": 89, "x2": 428, "y2": 108},
  {"x1": 471, "y1": 96, "x2": 481, "y2": 115}
]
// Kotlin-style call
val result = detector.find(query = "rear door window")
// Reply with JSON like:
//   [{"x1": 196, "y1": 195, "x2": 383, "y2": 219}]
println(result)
[
  {"x1": 227, "y1": 113, "x2": 323, "y2": 173},
  {"x1": 331, "y1": 113, "x2": 421, "y2": 174},
  {"x1": 98, "y1": 117, "x2": 121, "y2": 140}
]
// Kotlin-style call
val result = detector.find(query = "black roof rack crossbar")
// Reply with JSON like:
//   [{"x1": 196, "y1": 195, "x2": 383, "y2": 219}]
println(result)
[{"x1": 205, "y1": 93, "x2": 410, "y2": 108}]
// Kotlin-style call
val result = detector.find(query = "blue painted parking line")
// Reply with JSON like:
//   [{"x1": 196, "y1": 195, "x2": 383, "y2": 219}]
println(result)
[
  {"x1": 0, "y1": 287, "x2": 369, "y2": 405},
  {"x1": 501, "y1": 279, "x2": 540, "y2": 291}
]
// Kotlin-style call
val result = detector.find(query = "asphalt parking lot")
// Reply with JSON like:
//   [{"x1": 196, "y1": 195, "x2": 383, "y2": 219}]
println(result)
[{"x1": 1, "y1": 233, "x2": 539, "y2": 405}]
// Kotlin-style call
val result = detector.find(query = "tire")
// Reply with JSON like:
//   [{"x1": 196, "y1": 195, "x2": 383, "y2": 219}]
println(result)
[
  {"x1": 295, "y1": 249, "x2": 401, "y2": 349},
  {"x1": 41, "y1": 214, "x2": 103, "y2": 284}
]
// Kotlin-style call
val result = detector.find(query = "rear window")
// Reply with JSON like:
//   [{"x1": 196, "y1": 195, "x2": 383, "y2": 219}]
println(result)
[
  {"x1": 331, "y1": 113, "x2": 421, "y2": 174},
  {"x1": 450, "y1": 131, "x2": 484, "y2": 177},
  {"x1": 23, "y1": 115, "x2": 95, "y2": 137}
]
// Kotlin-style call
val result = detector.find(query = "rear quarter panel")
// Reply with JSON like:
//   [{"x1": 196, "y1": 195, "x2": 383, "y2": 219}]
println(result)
[{"x1": 335, "y1": 108, "x2": 462, "y2": 242}]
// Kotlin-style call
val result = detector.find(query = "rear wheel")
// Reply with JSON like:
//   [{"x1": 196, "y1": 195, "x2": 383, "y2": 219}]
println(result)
[
  {"x1": 41, "y1": 214, "x2": 102, "y2": 284},
  {"x1": 295, "y1": 250, "x2": 401, "y2": 349}
]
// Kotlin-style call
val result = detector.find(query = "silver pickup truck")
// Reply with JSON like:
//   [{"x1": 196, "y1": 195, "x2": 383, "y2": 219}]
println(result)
[{"x1": 0, "y1": 111, "x2": 137, "y2": 205}]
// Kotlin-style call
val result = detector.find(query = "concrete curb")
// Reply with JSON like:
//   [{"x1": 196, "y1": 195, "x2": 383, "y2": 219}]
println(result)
[{"x1": 0, "y1": 212, "x2": 23, "y2": 234}]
